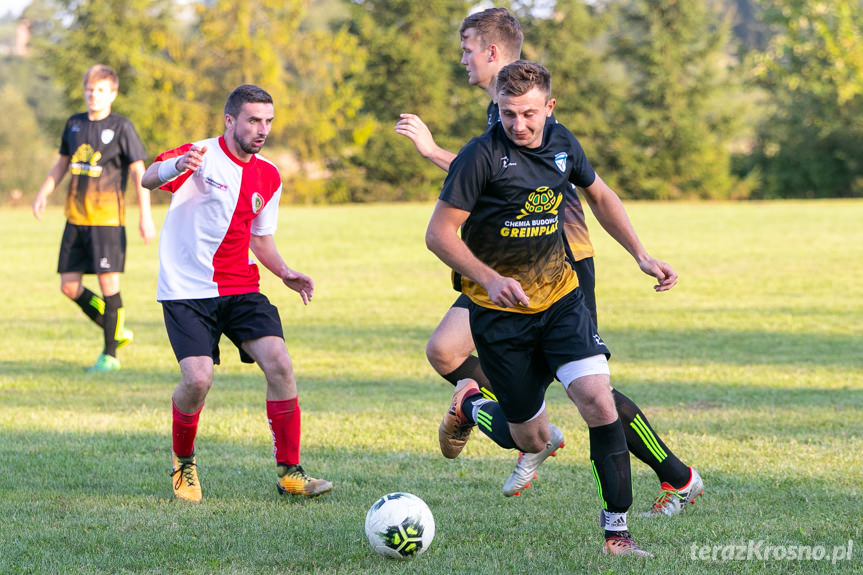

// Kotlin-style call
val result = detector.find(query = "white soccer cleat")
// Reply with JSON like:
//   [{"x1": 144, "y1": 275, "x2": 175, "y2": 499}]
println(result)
[
  {"x1": 642, "y1": 467, "x2": 704, "y2": 517},
  {"x1": 502, "y1": 424, "x2": 565, "y2": 497}
]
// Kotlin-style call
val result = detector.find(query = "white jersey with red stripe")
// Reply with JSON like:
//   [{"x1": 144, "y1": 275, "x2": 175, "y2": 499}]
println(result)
[{"x1": 156, "y1": 136, "x2": 282, "y2": 301}]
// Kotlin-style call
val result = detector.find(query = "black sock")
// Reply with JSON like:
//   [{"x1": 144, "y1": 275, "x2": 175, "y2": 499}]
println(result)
[
  {"x1": 462, "y1": 394, "x2": 517, "y2": 449},
  {"x1": 74, "y1": 287, "x2": 104, "y2": 327},
  {"x1": 102, "y1": 293, "x2": 123, "y2": 357},
  {"x1": 613, "y1": 389, "x2": 691, "y2": 488},
  {"x1": 589, "y1": 419, "x2": 632, "y2": 513},
  {"x1": 442, "y1": 355, "x2": 492, "y2": 391}
]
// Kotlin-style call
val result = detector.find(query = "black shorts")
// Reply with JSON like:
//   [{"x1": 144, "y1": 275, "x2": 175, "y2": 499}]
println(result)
[
  {"x1": 57, "y1": 223, "x2": 126, "y2": 274},
  {"x1": 469, "y1": 288, "x2": 610, "y2": 423},
  {"x1": 450, "y1": 293, "x2": 472, "y2": 309},
  {"x1": 161, "y1": 292, "x2": 284, "y2": 365},
  {"x1": 573, "y1": 257, "x2": 597, "y2": 327}
]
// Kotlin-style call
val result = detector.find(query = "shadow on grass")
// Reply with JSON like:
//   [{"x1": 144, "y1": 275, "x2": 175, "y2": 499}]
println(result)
[
  {"x1": 599, "y1": 327, "x2": 863, "y2": 368},
  {"x1": 15, "y1": 315, "x2": 862, "y2": 368},
  {"x1": 2, "y1": 354, "x2": 863, "y2": 417}
]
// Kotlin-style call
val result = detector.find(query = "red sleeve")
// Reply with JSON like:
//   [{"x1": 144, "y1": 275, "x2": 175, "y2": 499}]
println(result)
[{"x1": 155, "y1": 143, "x2": 194, "y2": 192}]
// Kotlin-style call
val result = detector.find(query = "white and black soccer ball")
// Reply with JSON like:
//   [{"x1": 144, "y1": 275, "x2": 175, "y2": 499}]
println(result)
[{"x1": 364, "y1": 492, "x2": 435, "y2": 560}]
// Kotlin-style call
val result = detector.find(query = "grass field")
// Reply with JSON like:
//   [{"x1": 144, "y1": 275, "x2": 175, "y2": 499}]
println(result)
[{"x1": 1, "y1": 200, "x2": 862, "y2": 574}]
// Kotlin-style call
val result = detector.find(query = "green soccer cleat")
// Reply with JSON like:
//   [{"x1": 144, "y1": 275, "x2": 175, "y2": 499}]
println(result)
[{"x1": 87, "y1": 353, "x2": 121, "y2": 373}]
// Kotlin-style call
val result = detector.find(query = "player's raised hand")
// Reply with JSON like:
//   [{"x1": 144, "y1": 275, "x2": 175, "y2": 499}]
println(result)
[
  {"x1": 486, "y1": 275, "x2": 529, "y2": 308},
  {"x1": 177, "y1": 145, "x2": 208, "y2": 173},
  {"x1": 394, "y1": 114, "x2": 437, "y2": 159},
  {"x1": 638, "y1": 257, "x2": 678, "y2": 292},
  {"x1": 281, "y1": 268, "x2": 314, "y2": 305}
]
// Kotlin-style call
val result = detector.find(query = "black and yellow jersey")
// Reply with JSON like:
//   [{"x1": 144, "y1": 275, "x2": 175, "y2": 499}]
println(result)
[
  {"x1": 59, "y1": 113, "x2": 147, "y2": 227},
  {"x1": 486, "y1": 102, "x2": 594, "y2": 263},
  {"x1": 440, "y1": 116, "x2": 596, "y2": 314}
]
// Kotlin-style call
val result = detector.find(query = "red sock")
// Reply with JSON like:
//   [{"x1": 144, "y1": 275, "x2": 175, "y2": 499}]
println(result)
[
  {"x1": 172, "y1": 401, "x2": 202, "y2": 458},
  {"x1": 267, "y1": 398, "x2": 301, "y2": 465}
]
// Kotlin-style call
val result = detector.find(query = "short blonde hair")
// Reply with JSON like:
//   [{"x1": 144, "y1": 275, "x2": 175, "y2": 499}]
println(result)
[{"x1": 83, "y1": 65, "x2": 119, "y2": 91}]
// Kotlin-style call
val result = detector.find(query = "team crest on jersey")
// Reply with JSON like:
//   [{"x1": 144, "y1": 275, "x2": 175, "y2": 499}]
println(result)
[
  {"x1": 503, "y1": 186, "x2": 562, "y2": 238},
  {"x1": 251, "y1": 192, "x2": 265, "y2": 214},
  {"x1": 516, "y1": 186, "x2": 563, "y2": 219},
  {"x1": 101, "y1": 129, "x2": 115, "y2": 145},
  {"x1": 554, "y1": 152, "x2": 567, "y2": 173},
  {"x1": 69, "y1": 144, "x2": 103, "y2": 177}
]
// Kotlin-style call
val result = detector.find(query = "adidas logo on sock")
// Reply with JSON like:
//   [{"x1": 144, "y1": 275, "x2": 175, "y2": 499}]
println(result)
[{"x1": 602, "y1": 511, "x2": 628, "y2": 530}]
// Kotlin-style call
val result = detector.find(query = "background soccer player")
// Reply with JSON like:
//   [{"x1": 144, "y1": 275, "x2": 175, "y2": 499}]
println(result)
[
  {"x1": 142, "y1": 84, "x2": 331, "y2": 503},
  {"x1": 33, "y1": 64, "x2": 156, "y2": 372}
]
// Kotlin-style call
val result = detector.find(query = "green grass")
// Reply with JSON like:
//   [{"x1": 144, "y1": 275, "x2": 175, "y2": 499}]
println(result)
[{"x1": 1, "y1": 200, "x2": 862, "y2": 574}]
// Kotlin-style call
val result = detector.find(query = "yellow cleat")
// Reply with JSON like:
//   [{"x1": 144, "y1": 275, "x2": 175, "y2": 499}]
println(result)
[
  {"x1": 277, "y1": 464, "x2": 332, "y2": 498},
  {"x1": 171, "y1": 453, "x2": 202, "y2": 502},
  {"x1": 117, "y1": 329, "x2": 134, "y2": 350}
]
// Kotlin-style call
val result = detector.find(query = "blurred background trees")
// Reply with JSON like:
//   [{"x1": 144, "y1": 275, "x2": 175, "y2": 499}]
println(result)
[{"x1": 1, "y1": 0, "x2": 861, "y2": 203}]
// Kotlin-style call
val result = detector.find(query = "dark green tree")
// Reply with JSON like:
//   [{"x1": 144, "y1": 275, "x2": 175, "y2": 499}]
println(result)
[
  {"x1": 346, "y1": 0, "x2": 479, "y2": 201},
  {"x1": 607, "y1": 0, "x2": 748, "y2": 199},
  {"x1": 24, "y1": 0, "x2": 208, "y2": 156},
  {"x1": 0, "y1": 83, "x2": 55, "y2": 201},
  {"x1": 519, "y1": 0, "x2": 625, "y2": 178},
  {"x1": 749, "y1": 0, "x2": 863, "y2": 198}
]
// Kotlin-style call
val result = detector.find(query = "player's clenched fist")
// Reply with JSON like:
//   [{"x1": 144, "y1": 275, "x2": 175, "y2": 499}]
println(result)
[{"x1": 178, "y1": 145, "x2": 207, "y2": 173}]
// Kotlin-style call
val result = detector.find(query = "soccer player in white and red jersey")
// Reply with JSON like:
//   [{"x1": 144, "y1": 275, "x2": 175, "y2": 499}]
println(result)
[{"x1": 142, "y1": 84, "x2": 331, "y2": 503}]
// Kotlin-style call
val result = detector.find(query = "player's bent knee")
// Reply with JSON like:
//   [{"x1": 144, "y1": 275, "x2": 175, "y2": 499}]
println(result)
[
  {"x1": 181, "y1": 374, "x2": 212, "y2": 396},
  {"x1": 426, "y1": 337, "x2": 455, "y2": 373},
  {"x1": 60, "y1": 284, "x2": 79, "y2": 299}
]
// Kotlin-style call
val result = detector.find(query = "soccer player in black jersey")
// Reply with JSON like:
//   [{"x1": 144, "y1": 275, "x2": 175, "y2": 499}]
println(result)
[
  {"x1": 33, "y1": 65, "x2": 156, "y2": 372},
  {"x1": 398, "y1": 7, "x2": 703, "y2": 516},
  {"x1": 427, "y1": 60, "x2": 680, "y2": 556}
]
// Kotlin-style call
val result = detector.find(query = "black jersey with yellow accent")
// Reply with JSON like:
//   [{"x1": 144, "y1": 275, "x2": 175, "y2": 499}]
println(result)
[
  {"x1": 440, "y1": 116, "x2": 596, "y2": 314},
  {"x1": 59, "y1": 113, "x2": 147, "y2": 227},
  {"x1": 487, "y1": 101, "x2": 593, "y2": 262}
]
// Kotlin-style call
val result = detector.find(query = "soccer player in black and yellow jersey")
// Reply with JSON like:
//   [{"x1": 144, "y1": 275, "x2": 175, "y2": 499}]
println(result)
[
  {"x1": 33, "y1": 65, "x2": 155, "y2": 372},
  {"x1": 428, "y1": 60, "x2": 684, "y2": 557}
]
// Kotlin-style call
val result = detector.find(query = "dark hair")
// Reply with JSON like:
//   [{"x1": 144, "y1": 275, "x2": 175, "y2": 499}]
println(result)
[
  {"x1": 496, "y1": 60, "x2": 551, "y2": 100},
  {"x1": 224, "y1": 84, "x2": 273, "y2": 117},
  {"x1": 83, "y1": 65, "x2": 119, "y2": 90},
  {"x1": 459, "y1": 7, "x2": 523, "y2": 60}
]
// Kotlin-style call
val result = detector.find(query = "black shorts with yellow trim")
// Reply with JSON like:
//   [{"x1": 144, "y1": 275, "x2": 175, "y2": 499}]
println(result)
[
  {"x1": 468, "y1": 287, "x2": 610, "y2": 423},
  {"x1": 161, "y1": 292, "x2": 284, "y2": 365}
]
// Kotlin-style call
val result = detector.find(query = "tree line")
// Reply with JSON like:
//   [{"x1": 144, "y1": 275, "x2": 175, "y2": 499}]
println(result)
[{"x1": 1, "y1": 0, "x2": 861, "y2": 204}]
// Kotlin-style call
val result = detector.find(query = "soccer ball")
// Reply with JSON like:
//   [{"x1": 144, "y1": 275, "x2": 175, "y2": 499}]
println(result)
[{"x1": 364, "y1": 492, "x2": 435, "y2": 560}]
